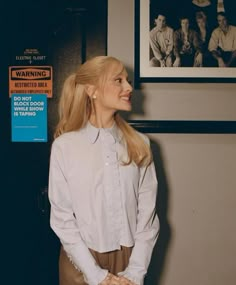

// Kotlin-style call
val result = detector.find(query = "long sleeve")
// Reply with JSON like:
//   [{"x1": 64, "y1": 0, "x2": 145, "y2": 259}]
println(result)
[
  {"x1": 150, "y1": 29, "x2": 163, "y2": 60},
  {"x1": 192, "y1": 30, "x2": 202, "y2": 54},
  {"x1": 208, "y1": 29, "x2": 219, "y2": 52},
  {"x1": 118, "y1": 160, "x2": 160, "y2": 285},
  {"x1": 166, "y1": 29, "x2": 174, "y2": 56},
  {"x1": 208, "y1": 26, "x2": 236, "y2": 52},
  {"x1": 173, "y1": 30, "x2": 181, "y2": 58},
  {"x1": 150, "y1": 27, "x2": 174, "y2": 59},
  {"x1": 48, "y1": 141, "x2": 108, "y2": 285}
]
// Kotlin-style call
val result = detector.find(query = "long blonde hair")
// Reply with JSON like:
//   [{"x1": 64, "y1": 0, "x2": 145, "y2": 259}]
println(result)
[{"x1": 54, "y1": 56, "x2": 152, "y2": 166}]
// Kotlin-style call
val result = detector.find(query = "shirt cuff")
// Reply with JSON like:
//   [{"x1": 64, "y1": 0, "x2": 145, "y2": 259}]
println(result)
[{"x1": 63, "y1": 242, "x2": 108, "y2": 285}]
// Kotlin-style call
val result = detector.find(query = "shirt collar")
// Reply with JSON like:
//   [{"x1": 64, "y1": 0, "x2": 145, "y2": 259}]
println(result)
[
  {"x1": 155, "y1": 26, "x2": 167, "y2": 33},
  {"x1": 85, "y1": 121, "x2": 123, "y2": 144}
]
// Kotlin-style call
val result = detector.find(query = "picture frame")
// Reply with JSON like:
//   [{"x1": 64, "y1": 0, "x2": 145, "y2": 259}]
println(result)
[
  {"x1": 135, "y1": 0, "x2": 236, "y2": 83},
  {"x1": 128, "y1": 120, "x2": 236, "y2": 134}
]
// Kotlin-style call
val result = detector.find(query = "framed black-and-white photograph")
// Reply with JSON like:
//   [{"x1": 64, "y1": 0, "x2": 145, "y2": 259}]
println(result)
[{"x1": 135, "y1": 0, "x2": 236, "y2": 83}]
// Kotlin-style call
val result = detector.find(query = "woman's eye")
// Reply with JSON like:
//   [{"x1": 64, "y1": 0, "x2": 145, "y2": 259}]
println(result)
[{"x1": 115, "y1": 78, "x2": 122, "y2": 83}]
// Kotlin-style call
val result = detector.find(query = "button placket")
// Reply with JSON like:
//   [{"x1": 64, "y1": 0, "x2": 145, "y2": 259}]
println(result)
[{"x1": 101, "y1": 130, "x2": 123, "y2": 245}]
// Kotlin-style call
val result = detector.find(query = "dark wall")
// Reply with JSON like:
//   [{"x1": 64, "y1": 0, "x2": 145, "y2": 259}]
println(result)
[{"x1": 1, "y1": 1, "x2": 107, "y2": 285}]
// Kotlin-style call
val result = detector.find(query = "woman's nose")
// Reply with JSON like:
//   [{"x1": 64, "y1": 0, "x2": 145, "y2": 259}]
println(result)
[{"x1": 126, "y1": 80, "x2": 133, "y2": 92}]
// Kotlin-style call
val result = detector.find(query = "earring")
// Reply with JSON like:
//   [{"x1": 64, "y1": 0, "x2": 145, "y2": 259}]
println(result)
[{"x1": 92, "y1": 95, "x2": 97, "y2": 99}]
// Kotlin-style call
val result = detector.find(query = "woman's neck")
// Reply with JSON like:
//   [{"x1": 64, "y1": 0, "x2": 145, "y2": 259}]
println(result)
[{"x1": 89, "y1": 113, "x2": 115, "y2": 129}]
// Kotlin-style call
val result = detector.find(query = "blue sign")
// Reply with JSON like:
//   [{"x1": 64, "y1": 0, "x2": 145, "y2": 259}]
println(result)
[{"x1": 11, "y1": 94, "x2": 47, "y2": 142}]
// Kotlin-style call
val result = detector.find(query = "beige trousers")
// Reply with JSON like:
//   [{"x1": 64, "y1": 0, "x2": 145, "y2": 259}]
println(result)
[{"x1": 59, "y1": 246, "x2": 132, "y2": 285}]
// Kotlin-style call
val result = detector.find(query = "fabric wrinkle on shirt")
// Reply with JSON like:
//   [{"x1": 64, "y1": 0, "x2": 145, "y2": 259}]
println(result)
[
  {"x1": 208, "y1": 25, "x2": 236, "y2": 52},
  {"x1": 150, "y1": 26, "x2": 174, "y2": 59},
  {"x1": 49, "y1": 121, "x2": 159, "y2": 285}
]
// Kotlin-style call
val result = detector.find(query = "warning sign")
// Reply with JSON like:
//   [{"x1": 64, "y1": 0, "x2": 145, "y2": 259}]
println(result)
[{"x1": 9, "y1": 66, "x2": 53, "y2": 98}]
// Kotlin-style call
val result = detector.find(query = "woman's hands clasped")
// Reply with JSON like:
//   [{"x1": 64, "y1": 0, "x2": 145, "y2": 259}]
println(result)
[{"x1": 99, "y1": 273, "x2": 137, "y2": 285}]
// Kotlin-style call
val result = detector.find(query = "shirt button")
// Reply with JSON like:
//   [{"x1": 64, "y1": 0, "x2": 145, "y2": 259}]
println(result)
[{"x1": 105, "y1": 162, "x2": 109, "y2": 166}]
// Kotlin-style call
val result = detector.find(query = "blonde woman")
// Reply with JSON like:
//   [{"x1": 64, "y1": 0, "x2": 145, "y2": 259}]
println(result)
[
  {"x1": 194, "y1": 11, "x2": 216, "y2": 66},
  {"x1": 48, "y1": 56, "x2": 159, "y2": 285}
]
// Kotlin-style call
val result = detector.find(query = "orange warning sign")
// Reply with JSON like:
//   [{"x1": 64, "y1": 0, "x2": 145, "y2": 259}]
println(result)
[{"x1": 9, "y1": 66, "x2": 53, "y2": 98}]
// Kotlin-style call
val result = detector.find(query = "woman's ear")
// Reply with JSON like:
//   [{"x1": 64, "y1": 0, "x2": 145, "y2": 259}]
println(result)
[{"x1": 85, "y1": 84, "x2": 96, "y2": 98}]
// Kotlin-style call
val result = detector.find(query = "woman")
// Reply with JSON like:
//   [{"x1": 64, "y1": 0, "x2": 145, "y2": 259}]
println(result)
[
  {"x1": 48, "y1": 56, "x2": 159, "y2": 285},
  {"x1": 195, "y1": 10, "x2": 215, "y2": 66},
  {"x1": 173, "y1": 16, "x2": 202, "y2": 67}
]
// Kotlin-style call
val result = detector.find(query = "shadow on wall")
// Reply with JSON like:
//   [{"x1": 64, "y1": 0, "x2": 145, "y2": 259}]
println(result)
[
  {"x1": 145, "y1": 140, "x2": 171, "y2": 285},
  {"x1": 121, "y1": 67, "x2": 171, "y2": 285}
]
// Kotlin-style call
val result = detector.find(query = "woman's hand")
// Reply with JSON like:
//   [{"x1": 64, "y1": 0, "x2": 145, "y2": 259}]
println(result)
[
  {"x1": 194, "y1": 53, "x2": 203, "y2": 67},
  {"x1": 117, "y1": 276, "x2": 137, "y2": 285},
  {"x1": 99, "y1": 273, "x2": 120, "y2": 285},
  {"x1": 99, "y1": 273, "x2": 138, "y2": 285}
]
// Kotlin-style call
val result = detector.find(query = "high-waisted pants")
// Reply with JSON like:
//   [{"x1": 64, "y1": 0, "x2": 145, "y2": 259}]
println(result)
[{"x1": 59, "y1": 245, "x2": 132, "y2": 285}]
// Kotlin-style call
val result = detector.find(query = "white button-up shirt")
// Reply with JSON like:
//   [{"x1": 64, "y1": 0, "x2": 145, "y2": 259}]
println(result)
[
  {"x1": 208, "y1": 25, "x2": 236, "y2": 52},
  {"x1": 150, "y1": 26, "x2": 174, "y2": 59},
  {"x1": 48, "y1": 122, "x2": 159, "y2": 285}
]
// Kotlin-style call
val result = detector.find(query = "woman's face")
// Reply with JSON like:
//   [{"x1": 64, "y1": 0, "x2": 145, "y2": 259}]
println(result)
[
  {"x1": 181, "y1": 18, "x2": 189, "y2": 31},
  {"x1": 94, "y1": 65, "x2": 133, "y2": 114},
  {"x1": 196, "y1": 17, "x2": 206, "y2": 29}
]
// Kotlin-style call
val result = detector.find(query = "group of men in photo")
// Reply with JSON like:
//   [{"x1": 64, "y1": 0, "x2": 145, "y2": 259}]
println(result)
[{"x1": 149, "y1": 0, "x2": 236, "y2": 67}]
